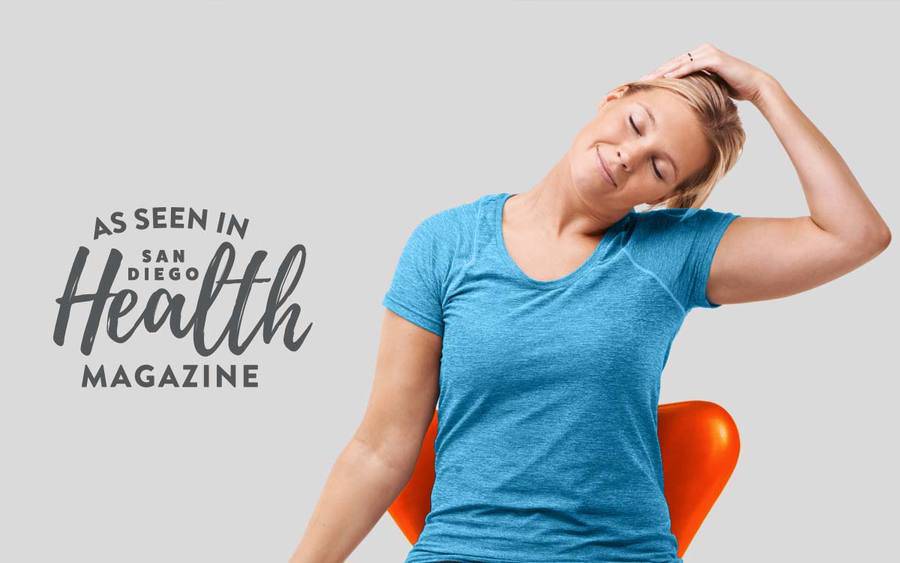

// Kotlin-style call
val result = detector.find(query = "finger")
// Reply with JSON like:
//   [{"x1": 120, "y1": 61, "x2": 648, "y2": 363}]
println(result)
[
  {"x1": 641, "y1": 62, "x2": 687, "y2": 81},
  {"x1": 641, "y1": 45, "x2": 712, "y2": 81},
  {"x1": 643, "y1": 62, "x2": 677, "y2": 80},
  {"x1": 662, "y1": 59, "x2": 698, "y2": 78},
  {"x1": 640, "y1": 64, "x2": 679, "y2": 81},
  {"x1": 640, "y1": 69, "x2": 675, "y2": 81},
  {"x1": 657, "y1": 52, "x2": 694, "y2": 75},
  {"x1": 641, "y1": 53, "x2": 692, "y2": 81}
]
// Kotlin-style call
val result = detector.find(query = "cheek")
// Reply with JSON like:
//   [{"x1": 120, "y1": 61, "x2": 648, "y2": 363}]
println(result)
[
  {"x1": 643, "y1": 176, "x2": 669, "y2": 194},
  {"x1": 628, "y1": 169, "x2": 653, "y2": 189},
  {"x1": 592, "y1": 115, "x2": 625, "y2": 141},
  {"x1": 630, "y1": 178, "x2": 670, "y2": 202}
]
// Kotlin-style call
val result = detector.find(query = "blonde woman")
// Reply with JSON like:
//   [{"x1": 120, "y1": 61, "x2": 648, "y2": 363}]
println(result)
[{"x1": 289, "y1": 44, "x2": 891, "y2": 563}]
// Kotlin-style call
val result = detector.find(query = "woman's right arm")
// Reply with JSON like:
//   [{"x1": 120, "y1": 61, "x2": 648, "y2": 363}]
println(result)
[{"x1": 288, "y1": 309, "x2": 442, "y2": 563}]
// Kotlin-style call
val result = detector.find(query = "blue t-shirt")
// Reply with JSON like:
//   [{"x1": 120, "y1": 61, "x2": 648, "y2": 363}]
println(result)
[{"x1": 382, "y1": 192, "x2": 740, "y2": 563}]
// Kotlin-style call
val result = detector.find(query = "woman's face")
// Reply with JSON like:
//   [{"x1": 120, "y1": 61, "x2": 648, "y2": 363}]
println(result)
[{"x1": 569, "y1": 86, "x2": 711, "y2": 210}]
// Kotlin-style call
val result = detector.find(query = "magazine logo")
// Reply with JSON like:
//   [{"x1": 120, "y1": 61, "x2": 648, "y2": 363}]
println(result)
[{"x1": 52, "y1": 207, "x2": 312, "y2": 389}]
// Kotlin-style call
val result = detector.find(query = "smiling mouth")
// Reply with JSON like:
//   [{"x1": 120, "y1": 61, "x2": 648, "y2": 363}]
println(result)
[{"x1": 595, "y1": 146, "x2": 617, "y2": 187}]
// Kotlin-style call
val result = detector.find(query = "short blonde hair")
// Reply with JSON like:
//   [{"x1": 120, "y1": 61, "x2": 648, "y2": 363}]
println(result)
[{"x1": 611, "y1": 71, "x2": 745, "y2": 209}]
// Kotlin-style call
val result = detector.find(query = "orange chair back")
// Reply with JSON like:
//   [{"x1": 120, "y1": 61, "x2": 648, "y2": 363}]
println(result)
[{"x1": 387, "y1": 400, "x2": 740, "y2": 559}]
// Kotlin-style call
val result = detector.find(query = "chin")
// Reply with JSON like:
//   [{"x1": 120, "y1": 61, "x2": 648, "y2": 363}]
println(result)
[{"x1": 572, "y1": 183, "x2": 613, "y2": 211}]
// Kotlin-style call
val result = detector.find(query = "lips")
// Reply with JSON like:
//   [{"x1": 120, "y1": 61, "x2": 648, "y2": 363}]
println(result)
[{"x1": 595, "y1": 146, "x2": 617, "y2": 187}]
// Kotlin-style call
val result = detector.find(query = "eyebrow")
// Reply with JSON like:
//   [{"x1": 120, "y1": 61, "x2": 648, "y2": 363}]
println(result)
[{"x1": 636, "y1": 101, "x2": 680, "y2": 182}]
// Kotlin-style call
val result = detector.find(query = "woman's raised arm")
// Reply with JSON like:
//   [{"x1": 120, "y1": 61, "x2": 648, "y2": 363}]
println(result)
[
  {"x1": 711, "y1": 75, "x2": 890, "y2": 305},
  {"x1": 646, "y1": 44, "x2": 891, "y2": 305}
]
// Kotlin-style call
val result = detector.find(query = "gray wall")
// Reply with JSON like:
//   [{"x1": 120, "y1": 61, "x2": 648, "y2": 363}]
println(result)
[{"x1": 1, "y1": 1, "x2": 897, "y2": 561}]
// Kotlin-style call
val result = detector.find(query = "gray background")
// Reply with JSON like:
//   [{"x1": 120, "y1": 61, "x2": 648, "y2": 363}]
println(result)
[{"x1": 1, "y1": 1, "x2": 897, "y2": 561}]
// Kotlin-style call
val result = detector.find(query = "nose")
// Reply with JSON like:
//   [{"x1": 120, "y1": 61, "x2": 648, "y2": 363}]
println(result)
[
  {"x1": 615, "y1": 141, "x2": 650, "y2": 175},
  {"x1": 616, "y1": 149, "x2": 631, "y2": 172}
]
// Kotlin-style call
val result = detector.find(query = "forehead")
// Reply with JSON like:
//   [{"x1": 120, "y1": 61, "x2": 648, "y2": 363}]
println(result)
[
  {"x1": 628, "y1": 88, "x2": 709, "y2": 177},
  {"x1": 630, "y1": 88, "x2": 700, "y2": 130}
]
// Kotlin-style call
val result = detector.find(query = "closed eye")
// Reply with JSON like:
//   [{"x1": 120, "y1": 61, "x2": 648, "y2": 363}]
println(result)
[{"x1": 629, "y1": 115, "x2": 665, "y2": 182}]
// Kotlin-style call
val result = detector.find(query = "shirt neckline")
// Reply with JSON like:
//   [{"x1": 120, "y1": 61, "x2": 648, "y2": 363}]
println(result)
[{"x1": 493, "y1": 192, "x2": 633, "y2": 289}]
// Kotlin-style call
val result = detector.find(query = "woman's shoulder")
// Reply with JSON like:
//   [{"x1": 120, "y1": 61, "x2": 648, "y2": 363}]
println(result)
[
  {"x1": 415, "y1": 192, "x2": 499, "y2": 237},
  {"x1": 399, "y1": 192, "x2": 500, "y2": 266},
  {"x1": 625, "y1": 205, "x2": 741, "y2": 249},
  {"x1": 623, "y1": 205, "x2": 742, "y2": 312},
  {"x1": 630, "y1": 206, "x2": 739, "y2": 231}
]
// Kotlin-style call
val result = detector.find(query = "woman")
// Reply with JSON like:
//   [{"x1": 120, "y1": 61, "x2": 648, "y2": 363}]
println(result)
[{"x1": 289, "y1": 44, "x2": 891, "y2": 563}]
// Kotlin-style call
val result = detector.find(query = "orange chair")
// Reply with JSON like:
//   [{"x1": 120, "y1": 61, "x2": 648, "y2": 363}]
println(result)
[{"x1": 388, "y1": 400, "x2": 740, "y2": 559}]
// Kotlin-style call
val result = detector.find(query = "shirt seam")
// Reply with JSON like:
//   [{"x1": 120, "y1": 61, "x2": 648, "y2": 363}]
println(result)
[
  {"x1": 443, "y1": 195, "x2": 485, "y2": 306},
  {"x1": 436, "y1": 206, "x2": 465, "y2": 311},
  {"x1": 621, "y1": 248, "x2": 687, "y2": 316}
]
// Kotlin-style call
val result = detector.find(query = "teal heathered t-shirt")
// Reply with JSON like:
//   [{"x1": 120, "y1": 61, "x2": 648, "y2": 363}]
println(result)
[{"x1": 382, "y1": 191, "x2": 740, "y2": 563}]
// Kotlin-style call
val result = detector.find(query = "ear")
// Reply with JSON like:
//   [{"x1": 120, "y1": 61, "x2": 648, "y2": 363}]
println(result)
[
  {"x1": 647, "y1": 191, "x2": 675, "y2": 207},
  {"x1": 596, "y1": 86, "x2": 629, "y2": 113}
]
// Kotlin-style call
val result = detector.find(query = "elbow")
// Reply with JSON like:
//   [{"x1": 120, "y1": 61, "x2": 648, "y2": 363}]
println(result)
[
  {"x1": 860, "y1": 223, "x2": 891, "y2": 260},
  {"x1": 351, "y1": 434, "x2": 418, "y2": 483},
  {"x1": 839, "y1": 223, "x2": 891, "y2": 263},
  {"x1": 879, "y1": 225, "x2": 892, "y2": 249},
  {"x1": 870, "y1": 223, "x2": 892, "y2": 253},
  {"x1": 860, "y1": 219, "x2": 891, "y2": 251}
]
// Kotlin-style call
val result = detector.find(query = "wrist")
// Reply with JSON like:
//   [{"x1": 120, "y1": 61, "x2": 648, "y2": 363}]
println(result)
[{"x1": 752, "y1": 73, "x2": 786, "y2": 113}]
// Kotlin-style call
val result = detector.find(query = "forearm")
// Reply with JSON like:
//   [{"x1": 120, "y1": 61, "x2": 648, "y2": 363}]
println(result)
[
  {"x1": 288, "y1": 438, "x2": 413, "y2": 563},
  {"x1": 753, "y1": 75, "x2": 891, "y2": 246}
]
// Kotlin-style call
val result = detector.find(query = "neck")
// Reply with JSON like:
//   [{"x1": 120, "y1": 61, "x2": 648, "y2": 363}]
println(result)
[{"x1": 506, "y1": 153, "x2": 631, "y2": 240}]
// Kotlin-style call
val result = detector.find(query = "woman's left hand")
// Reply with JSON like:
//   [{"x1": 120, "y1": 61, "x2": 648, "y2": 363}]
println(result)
[{"x1": 638, "y1": 43, "x2": 775, "y2": 104}]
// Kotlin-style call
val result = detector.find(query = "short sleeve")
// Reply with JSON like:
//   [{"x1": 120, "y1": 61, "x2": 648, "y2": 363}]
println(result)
[
  {"x1": 673, "y1": 208, "x2": 741, "y2": 310},
  {"x1": 382, "y1": 213, "x2": 455, "y2": 337},
  {"x1": 627, "y1": 207, "x2": 740, "y2": 313}
]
